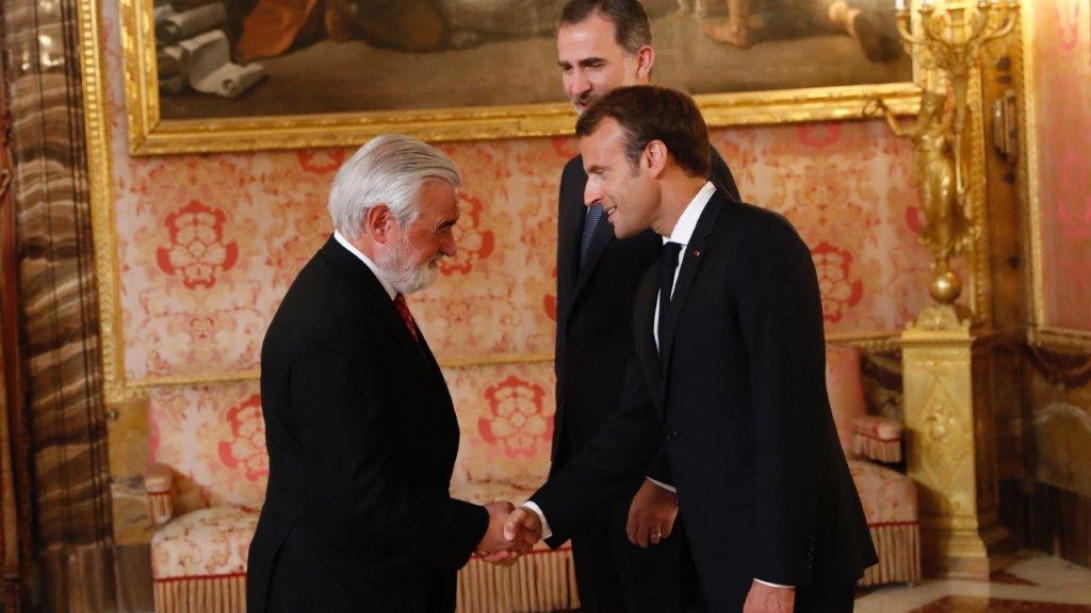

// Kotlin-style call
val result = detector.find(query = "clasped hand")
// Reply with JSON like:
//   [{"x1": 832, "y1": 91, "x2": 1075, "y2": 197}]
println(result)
[{"x1": 474, "y1": 502, "x2": 543, "y2": 566}]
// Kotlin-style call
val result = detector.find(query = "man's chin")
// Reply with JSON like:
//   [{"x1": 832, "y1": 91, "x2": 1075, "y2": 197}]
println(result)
[{"x1": 398, "y1": 264, "x2": 439, "y2": 295}]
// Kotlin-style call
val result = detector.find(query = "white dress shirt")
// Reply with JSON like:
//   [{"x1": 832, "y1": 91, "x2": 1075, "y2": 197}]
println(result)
[{"x1": 333, "y1": 231, "x2": 396, "y2": 300}]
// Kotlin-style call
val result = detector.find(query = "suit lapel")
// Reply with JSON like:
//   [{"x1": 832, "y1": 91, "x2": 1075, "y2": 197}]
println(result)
[
  {"x1": 571, "y1": 213, "x2": 613, "y2": 299},
  {"x1": 659, "y1": 191, "x2": 729, "y2": 388},
  {"x1": 557, "y1": 170, "x2": 584, "y2": 334},
  {"x1": 319, "y1": 237, "x2": 432, "y2": 368}
]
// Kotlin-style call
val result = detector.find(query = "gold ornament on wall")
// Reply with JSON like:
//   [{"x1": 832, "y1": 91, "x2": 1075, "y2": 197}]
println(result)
[{"x1": 867, "y1": 0, "x2": 1018, "y2": 306}]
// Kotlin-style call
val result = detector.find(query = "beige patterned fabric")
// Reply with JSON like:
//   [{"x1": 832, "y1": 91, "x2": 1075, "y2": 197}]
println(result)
[
  {"x1": 825, "y1": 344, "x2": 869, "y2": 455},
  {"x1": 848, "y1": 460, "x2": 917, "y2": 526},
  {"x1": 152, "y1": 506, "x2": 258, "y2": 580}
]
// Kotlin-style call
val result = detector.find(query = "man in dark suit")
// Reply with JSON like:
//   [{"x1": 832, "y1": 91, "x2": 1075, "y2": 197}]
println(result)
[
  {"x1": 247, "y1": 135, "x2": 518, "y2": 613},
  {"x1": 510, "y1": 86, "x2": 877, "y2": 613},
  {"x1": 550, "y1": 2, "x2": 740, "y2": 611}
]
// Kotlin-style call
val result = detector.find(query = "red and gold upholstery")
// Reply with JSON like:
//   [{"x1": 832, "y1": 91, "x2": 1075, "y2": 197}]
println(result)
[{"x1": 826, "y1": 345, "x2": 921, "y2": 586}]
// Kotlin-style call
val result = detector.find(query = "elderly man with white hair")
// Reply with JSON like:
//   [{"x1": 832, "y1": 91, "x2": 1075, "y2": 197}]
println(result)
[{"x1": 247, "y1": 134, "x2": 522, "y2": 613}]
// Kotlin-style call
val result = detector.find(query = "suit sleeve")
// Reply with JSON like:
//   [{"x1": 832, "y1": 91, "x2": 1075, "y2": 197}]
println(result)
[
  {"x1": 709, "y1": 146, "x2": 741, "y2": 202},
  {"x1": 291, "y1": 340, "x2": 488, "y2": 572},
  {"x1": 532, "y1": 354, "x2": 664, "y2": 547},
  {"x1": 732, "y1": 213, "x2": 827, "y2": 587}
]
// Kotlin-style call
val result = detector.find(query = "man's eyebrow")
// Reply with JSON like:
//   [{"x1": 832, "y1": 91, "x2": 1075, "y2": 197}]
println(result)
[{"x1": 557, "y1": 56, "x2": 607, "y2": 68}]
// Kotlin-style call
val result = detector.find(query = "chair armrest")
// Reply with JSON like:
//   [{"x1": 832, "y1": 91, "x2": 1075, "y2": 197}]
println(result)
[
  {"x1": 145, "y1": 463, "x2": 176, "y2": 527},
  {"x1": 852, "y1": 415, "x2": 903, "y2": 464}
]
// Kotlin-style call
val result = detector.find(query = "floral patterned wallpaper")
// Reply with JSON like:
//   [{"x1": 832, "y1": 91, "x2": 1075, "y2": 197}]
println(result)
[{"x1": 97, "y1": 0, "x2": 935, "y2": 505}]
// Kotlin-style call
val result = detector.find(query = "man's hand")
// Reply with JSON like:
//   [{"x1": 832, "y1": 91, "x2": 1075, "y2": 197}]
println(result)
[
  {"x1": 626, "y1": 479, "x2": 678, "y2": 548},
  {"x1": 742, "y1": 580, "x2": 795, "y2": 613},
  {"x1": 502, "y1": 506, "x2": 543, "y2": 554},
  {"x1": 475, "y1": 501, "x2": 519, "y2": 566}
]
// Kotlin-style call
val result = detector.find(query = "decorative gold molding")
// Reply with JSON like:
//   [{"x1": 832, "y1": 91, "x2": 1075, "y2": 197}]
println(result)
[
  {"x1": 967, "y1": 63, "x2": 993, "y2": 327},
  {"x1": 77, "y1": 0, "x2": 130, "y2": 405},
  {"x1": 111, "y1": 330, "x2": 903, "y2": 392},
  {"x1": 118, "y1": 0, "x2": 924, "y2": 156},
  {"x1": 1019, "y1": 0, "x2": 1045, "y2": 332},
  {"x1": 126, "y1": 89, "x2": 925, "y2": 157}
]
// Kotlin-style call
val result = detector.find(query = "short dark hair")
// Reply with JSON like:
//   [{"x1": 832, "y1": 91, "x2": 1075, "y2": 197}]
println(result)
[
  {"x1": 559, "y1": 0, "x2": 652, "y2": 55},
  {"x1": 576, "y1": 85, "x2": 711, "y2": 178}
]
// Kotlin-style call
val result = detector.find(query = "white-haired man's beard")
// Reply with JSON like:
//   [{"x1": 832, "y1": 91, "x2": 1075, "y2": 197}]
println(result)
[{"x1": 374, "y1": 230, "x2": 441, "y2": 295}]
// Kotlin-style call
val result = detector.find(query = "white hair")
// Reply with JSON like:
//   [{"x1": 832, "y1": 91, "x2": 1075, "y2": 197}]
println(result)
[{"x1": 328, "y1": 134, "x2": 461, "y2": 239}]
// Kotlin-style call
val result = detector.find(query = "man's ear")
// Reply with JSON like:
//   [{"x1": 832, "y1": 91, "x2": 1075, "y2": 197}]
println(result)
[
  {"x1": 634, "y1": 45, "x2": 655, "y2": 81},
  {"x1": 643, "y1": 140, "x2": 668, "y2": 177},
  {"x1": 363, "y1": 204, "x2": 395, "y2": 244}
]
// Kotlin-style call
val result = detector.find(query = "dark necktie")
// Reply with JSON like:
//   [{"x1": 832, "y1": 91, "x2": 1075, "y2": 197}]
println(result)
[
  {"x1": 393, "y1": 293, "x2": 420, "y2": 344},
  {"x1": 579, "y1": 204, "x2": 604, "y2": 268},
  {"x1": 658, "y1": 242, "x2": 682, "y2": 349}
]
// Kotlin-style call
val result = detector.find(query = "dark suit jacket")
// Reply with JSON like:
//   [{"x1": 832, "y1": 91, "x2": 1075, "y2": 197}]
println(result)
[
  {"x1": 535, "y1": 189, "x2": 877, "y2": 612},
  {"x1": 247, "y1": 237, "x2": 488, "y2": 613},
  {"x1": 552, "y1": 147, "x2": 739, "y2": 482}
]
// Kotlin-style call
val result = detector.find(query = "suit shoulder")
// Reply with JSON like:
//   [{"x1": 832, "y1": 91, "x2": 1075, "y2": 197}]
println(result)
[
  {"x1": 733, "y1": 203, "x2": 801, "y2": 239},
  {"x1": 723, "y1": 202, "x2": 810, "y2": 260},
  {"x1": 266, "y1": 256, "x2": 367, "y2": 347}
]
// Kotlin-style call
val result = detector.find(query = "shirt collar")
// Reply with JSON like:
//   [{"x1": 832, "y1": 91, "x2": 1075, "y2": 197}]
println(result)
[
  {"x1": 333, "y1": 231, "x2": 397, "y2": 300},
  {"x1": 663, "y1": 181, "x2": 716, "y2": 246}
]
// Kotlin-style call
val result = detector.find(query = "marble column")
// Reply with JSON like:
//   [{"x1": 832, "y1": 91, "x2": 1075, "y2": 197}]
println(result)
[{"x1": 1, "y1": 0, "x2": 117, "y2": 609}]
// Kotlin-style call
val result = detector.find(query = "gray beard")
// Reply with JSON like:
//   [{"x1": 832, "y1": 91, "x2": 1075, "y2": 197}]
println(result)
[{"x1": 374, "y1": 233, "x2": 440, "y2": 295}]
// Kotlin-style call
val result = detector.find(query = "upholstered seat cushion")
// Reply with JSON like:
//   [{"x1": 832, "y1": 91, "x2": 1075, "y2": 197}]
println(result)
[
  {"x1": 152, "y1": 506, "x2": 258, "y2": 580},
  {"x1": 848, "y1": 459, "x2": 917, "y2": 525}
]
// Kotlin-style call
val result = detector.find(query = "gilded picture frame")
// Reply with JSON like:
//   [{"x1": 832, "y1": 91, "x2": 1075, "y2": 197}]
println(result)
[{"x1": 118, "y1": 0, "x2": 926, "y2": 156}]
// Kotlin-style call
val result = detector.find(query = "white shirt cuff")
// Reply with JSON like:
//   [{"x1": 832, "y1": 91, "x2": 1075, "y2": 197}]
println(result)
[
  {"x1": 755, "y1": 578, "x2": 793, "y2": 588},
  {"x1": 520, "y1": 501, "x2": 552, "y2": 540},
  {"x1": 646, "y1": 477, "x2": 677, "y2": 493}
]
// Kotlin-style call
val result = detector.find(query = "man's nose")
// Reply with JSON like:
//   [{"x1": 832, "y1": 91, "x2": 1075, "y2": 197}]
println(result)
[
  {"x1": 571, "y1": 70, "x2": 591, "y2": 96},
  {"x1": 584, "y1": 182, "x2": 602, "y2": 208},
  {"x1": 440, "y1": 231, "x2": 457, "y2": 257}
]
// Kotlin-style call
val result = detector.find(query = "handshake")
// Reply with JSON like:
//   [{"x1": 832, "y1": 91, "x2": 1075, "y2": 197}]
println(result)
[
  {"x1": 473, "y1": 480, "x2": 680, "y2": 566},
  {"x1": 473, "y1": 502, "x2": 546, "y2": 566}
]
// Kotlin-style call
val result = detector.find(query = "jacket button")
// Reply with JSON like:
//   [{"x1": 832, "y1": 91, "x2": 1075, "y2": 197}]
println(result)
[{"x1": 666, "y1": 431, "x2": 679, "y2": 442}]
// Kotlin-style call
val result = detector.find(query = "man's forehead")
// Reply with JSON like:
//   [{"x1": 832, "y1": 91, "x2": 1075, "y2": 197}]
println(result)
[
  {"x1": 558, "y1": 14, "x2": 622, "y2": 51},
  {"x1": 583, "y1": 118, "x2": 623, "y2": 143}
]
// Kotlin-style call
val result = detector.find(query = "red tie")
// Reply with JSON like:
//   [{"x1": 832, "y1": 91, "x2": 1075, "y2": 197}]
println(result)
[{"x1": 393, "y1": 293, "x2": 420, "y2": 343}]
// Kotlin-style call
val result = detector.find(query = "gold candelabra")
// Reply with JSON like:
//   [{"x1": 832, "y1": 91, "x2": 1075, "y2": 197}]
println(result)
[{"x1": 873, "y1": 0, "x2": 1018, "y2": 305}]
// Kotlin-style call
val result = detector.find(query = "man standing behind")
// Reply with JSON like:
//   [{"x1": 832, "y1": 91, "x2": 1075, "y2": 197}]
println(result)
[
  {"x1": 549, "y1": 2, "x2": 740, "y2": 612},
  {"x1": 247, "y1": 135, "x2": 518, "y2": 613},
  {"x1": 511, "y1": 86, "x2": 877, "y2": 613}
]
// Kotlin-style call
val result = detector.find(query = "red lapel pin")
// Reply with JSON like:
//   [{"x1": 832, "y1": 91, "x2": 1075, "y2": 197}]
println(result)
[{"x1": 692, "y1": 248, "x2": 701, "y2": 258}]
